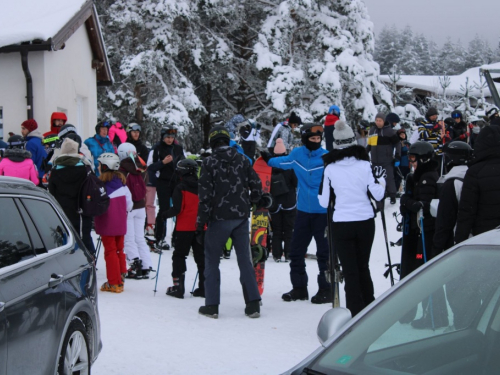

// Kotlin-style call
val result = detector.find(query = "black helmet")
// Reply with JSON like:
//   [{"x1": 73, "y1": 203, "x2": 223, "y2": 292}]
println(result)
[
  {"x1": 58, "y1": 124, "x2": 78, "y2": 140},
  {"x1": 176, "y1": 159, "x2": 198, "y2": 176},
  {"x1": 160, "y1": 125, "x2": 177, "y2": 140},
  {"x1": 128, "y1": 123, "x2": 141, "y2": 132},
  {"x1": 409, "y1": 141, "x2": 434, "y2": 164},
  {"x1": 95, "y1": 120, "x2": 112, "y2": 134},
  {"x1": 8, "y1": 135, "x2": 25, "y2": 149},
  {"x1": 65, "y1": 133, "x2": 82, "y2": 150},
  {"x1": 443, "y1": 141, "x2": 473, "y2": 166},
  {"x1": 451, "y1": 110, "x2": 463, "y2": 120},
  {"x1": 208, "y1": 126, "x2": 230, "y2": 149},
  {"x1": 300, "y1": 123, "x2": 323, "y2": 144},
  {"x1": 444, "y1": 117, "x2": 455, "y2": 128}
]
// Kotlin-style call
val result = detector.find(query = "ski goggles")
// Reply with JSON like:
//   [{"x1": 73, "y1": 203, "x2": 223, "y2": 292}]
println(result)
[
  {"x1": 43, "y1": 135, "x2": 59, "y2": 145},
  {"x1": 451, "y1": 112, "x2": 461, "y2": 119},
  {"x1": 129, "y1": 124, "x2": 141, "y2": 132},
  {"x1": 164, "y1": 128, "x2": 177, "y2": 135},
  {"x1": 302, "y1": 125, "x2": 324, "y2": 135},
  {"x1": 101, "y1": 120, "x2": 113, "y2": 128}
]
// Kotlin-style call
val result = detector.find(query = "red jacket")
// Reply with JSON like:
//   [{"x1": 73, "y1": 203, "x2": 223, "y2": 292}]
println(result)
[
  {"x1": 162, "y1": 174, "x2": 200, "y2": 231},
  {"x1": 324, "y1": 114, "x2": 339, "y2": 127}
]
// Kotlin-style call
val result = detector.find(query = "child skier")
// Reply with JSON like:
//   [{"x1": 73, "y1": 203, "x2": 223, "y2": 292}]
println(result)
[
  {"x1": 95, "y1": 153, "x2": 133, "y2": 293},
  {"x1": 162, "y1": 158, "x2": 205, "y2": 298},
  {"x1": 0, "y1": 135, "x2": 39, "y2": 184}
]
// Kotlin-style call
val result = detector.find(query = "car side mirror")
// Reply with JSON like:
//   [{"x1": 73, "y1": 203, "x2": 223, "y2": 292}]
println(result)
[{"x1": 317, "y1": 308, "x2": 352, "y2": 345}]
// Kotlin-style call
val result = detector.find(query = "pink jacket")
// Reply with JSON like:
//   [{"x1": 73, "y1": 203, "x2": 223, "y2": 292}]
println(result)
[
  {"x1": 0, "y1": 153, "x2": 39, "y2": 185},
  {"x1": 108, "y1": 123, "x2": 128, "y2": 145}
]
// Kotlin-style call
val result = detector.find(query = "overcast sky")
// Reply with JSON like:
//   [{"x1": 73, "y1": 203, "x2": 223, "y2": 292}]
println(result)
[{"x1": 362, "y1": 0, "x2": 500, "y2": 48}]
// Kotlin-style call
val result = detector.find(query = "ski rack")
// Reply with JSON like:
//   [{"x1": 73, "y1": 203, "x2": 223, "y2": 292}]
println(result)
[{"x1": 479, "y1": 68, "x2": 500, "y2": 109}]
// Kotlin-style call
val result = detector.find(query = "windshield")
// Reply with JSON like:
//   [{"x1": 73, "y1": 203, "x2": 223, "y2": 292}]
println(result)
[{"x1": 309, "y1": 247, "x2": 500, "y2": 375}]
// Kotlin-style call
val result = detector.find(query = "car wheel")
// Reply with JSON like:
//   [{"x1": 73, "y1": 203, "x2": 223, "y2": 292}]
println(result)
[{"x1": 57, "y1": 318, "x2": 90, "y2": 375}]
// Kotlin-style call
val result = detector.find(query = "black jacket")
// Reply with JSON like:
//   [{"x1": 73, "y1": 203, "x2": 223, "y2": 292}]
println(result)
[
  {"x1": 197, "y1": 146, "x2": 262, "y2": 227},
  {"x1": 400, "y1": 159, "x2": 439, "y2": 231},
  {"x1": 269, "y1": 168, "x2": 297, "y2": 213},
  {"x1": 148, "y1": 141, "x2": 185, "y2": 182},
  {"x1": 127, "y1": 135, "x2": 149, "y2": 162},
  {"x1": 455, "y1": 125, "x2": 500, "y2": 243},
  {"x1": 449, "y1": 121, "x2": 468, "y2": 142},
  {"x1": 48, "y1": 159, "x2": 87, "y2": 223}
]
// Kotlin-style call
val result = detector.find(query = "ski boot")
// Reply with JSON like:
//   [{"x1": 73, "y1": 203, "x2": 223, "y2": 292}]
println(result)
[
  {"x1": 191, "y1": 288, "x2": 205, "y2": 298},
  {"x1": 282, "y1": 288, "x2": 309, "y2": 302},
  {"x1": 125, "y1": 258, "x2": 143, "y2": 279},
  {"x1": 245, "y1": 300, "x2": 261, "y2": 318},
  {"x1": 311, "y1": 289, "x2": 333, "y2": 304},
  {"x1": 157, "y1": 239, "x2": 170, "y2": 251},
  {"x1": 142, "y1": 267, "x2": 152, "y2": 279},
  {"x1": 145, "y1": 224, "x2": 155, "y2": 237},
  {"x1": 199, "y1": 305, "x2": 218, "y2": 319},
  {"x1": 166, "y1": 275, "x2": 185, "y2": 299}
]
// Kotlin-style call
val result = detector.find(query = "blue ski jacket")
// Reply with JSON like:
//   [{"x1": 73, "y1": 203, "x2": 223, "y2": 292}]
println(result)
[
  {"x1": 84, "y1": 134, "x2": 115, "y2": 175},
  {"x1": 267, "y1": 146, "x2": 327, "y2": 214}
]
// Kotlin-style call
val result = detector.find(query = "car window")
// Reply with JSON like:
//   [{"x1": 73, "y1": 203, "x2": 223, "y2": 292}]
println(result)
[
  {"x1": 0, "y1": 197, "x2": 36, "y2": 268},
  {"x1": 15, "y1": 198, "x2": 46, "y2": 255},
  {"x1": 309, "y1": 247, "x2": 500, "y2": 375},
  {"x1": 21, "y1": 198, "x2": 69, "y2": 251}
]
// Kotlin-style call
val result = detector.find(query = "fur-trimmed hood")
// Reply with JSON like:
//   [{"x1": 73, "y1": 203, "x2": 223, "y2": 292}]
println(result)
[
  {"x1": 322, "y1": 145, "x2": 369, "y2": 165},
  {"x1": 4, "y1": 148, "x2": 32, "y2": 162}
]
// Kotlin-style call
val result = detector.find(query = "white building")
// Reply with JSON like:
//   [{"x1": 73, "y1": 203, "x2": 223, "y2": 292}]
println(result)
[{"x1": 0, "y1": 0, "x2": 112, "y2": 141}]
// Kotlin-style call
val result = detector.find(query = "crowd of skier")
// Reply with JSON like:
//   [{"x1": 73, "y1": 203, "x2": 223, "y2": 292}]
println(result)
[{"x1": 1, "y1": 106, "x2": 500, "y2": 321}]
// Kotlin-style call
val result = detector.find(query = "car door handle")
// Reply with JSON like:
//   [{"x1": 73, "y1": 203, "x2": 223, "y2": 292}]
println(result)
[
  {"x1": 0, "y1": 302, "x2": 5, "y2": 312},
  {"x1": 48, "y1": 274, "x2": 64, "y2": 288}
]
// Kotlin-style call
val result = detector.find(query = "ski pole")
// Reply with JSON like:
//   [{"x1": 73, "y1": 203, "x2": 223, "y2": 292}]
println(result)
[
  {"x1": 191, "y1": 271, "x2": 199, "y2": 296},
  {"x1": 153, "y1": 249, "x2": 162, "y2": 296},
  {"x1": 94, "y1": 236, "x2": 102, "y2": 268},
  {"x1": 419, "y1": 213, "x2": 435, "y2": 330},
  {"x1": 380, "y1": 210, "x2": 395, "y2": 286},
  {"x1": 326, "y1": 194, "x2": 340, "y2": 308}
]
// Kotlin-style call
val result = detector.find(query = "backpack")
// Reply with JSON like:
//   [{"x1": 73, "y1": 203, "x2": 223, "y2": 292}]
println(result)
[{"x1": 78, "y1": 166, "x2": 110, "y2": 216}]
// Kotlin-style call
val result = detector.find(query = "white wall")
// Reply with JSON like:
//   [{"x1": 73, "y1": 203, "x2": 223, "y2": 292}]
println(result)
[{"x1": 0, "y1": 25, "x2": 98, "y2": 140}]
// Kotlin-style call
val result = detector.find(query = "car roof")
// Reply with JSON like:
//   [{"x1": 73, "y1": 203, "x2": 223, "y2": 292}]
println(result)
[
  {"x1": 0, "y1": 176, "x2": 51, "y2": 199},
  {"x1": 458, "y1": 227, "x2": 500, "y2": 246}
]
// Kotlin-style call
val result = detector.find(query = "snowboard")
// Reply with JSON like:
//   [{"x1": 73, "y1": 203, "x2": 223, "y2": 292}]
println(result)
[{"x1": 251, "y1": 157, "x2": 272, "y2": 295}]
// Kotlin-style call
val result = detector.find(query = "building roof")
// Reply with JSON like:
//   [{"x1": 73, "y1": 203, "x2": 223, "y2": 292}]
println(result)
[
  {"x1": 380, "y1": 62, "x2": 500, "y2": 98},
  {"x1": 0, "y1": 0, "x2": 112, "y2": 86}
]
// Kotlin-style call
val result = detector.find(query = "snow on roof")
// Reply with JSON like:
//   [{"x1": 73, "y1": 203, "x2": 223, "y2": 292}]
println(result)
[
  {"x1": 0, "y1": 0, "x2": 87, "y2": 48},
  {"x1": 380, "y1": 62, "x2": 500, "y2": 98}
]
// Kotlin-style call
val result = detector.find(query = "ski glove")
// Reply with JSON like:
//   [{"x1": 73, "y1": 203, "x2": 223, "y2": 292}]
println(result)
[
  {"x1": 255, "y1": 193, "x2": 273, "y2": 209},
  {"x1": 373, "y1": 165, "x2": 387, "y2": 179},
  {"x1": 260, "y1": 151, "x2": 272, "y2": 163},
  {"x1": 376, "y1": 199, "x2": 385, "y2": 212},
  {"x1": 195, "y1": 230, "x2": 205, "y2": 245},
  {"x1": 394, "y1": 161, "x2": 400, "y2": 167}
]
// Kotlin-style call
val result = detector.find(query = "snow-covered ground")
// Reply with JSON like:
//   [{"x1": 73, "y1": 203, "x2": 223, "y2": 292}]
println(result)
[{"x1": 92, "y1": 201, "x2": 402, "y2": 375}]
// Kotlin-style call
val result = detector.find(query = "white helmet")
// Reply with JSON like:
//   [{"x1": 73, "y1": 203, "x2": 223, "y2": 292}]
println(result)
[
  {"x1": 117, "y1": 142, "x2": 137, "y2": 161},
  {"x1": 98, "y1": 153, "x2": 121, "y2": 171}
]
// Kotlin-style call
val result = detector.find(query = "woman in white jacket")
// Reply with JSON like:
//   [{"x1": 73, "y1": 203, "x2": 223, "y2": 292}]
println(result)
[{"x1": 319, "y1": 120, "x2": 385, "y2": 316}]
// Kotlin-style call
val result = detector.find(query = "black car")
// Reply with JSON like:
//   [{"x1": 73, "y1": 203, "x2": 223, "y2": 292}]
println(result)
[{"x1": 0, "y1": 176, "x2": 101, "y2": 375}]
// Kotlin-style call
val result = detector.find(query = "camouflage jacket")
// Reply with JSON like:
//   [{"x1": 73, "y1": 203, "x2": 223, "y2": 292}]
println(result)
[{"x1": 197, "y1": 146, "x2": 262, "y2": 227}]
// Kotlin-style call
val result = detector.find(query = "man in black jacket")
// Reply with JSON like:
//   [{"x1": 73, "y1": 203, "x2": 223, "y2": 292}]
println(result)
[
  {"x1": 148, "y1": 126, "x2": 185, "y2": 247},
  {"x1": 455, "y1": 125, "x2": 500, "y2": 243},
  {"x1": 126, "y1": 123, "x2": 149, "y2": 162},
  {"x1": 197, "y1": 126, "x2": 263, "y2": 319}
]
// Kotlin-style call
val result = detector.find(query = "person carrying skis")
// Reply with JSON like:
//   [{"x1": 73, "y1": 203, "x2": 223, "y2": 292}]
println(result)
[
  {"x1": 262, "y1": 123, "x2": 331, "y2": 304},
  {"x1": 269, "y1": 138, "x2": 298, "y2": 262},
  {"x1": 162, "y1": 158, "x2": 205, "y2": 298},
  {"x1": 367, "y1": 112, "x2": 401, "y2": 205},
  {"x1": 399, "y1": 141, "x2": 448, "y2": 329},
  {"x1": 197, "y1": 126, "x2": 263, "y2": 319},
  {"x1": 319, "y1": 120, "x2": 386, "y2": 316}
]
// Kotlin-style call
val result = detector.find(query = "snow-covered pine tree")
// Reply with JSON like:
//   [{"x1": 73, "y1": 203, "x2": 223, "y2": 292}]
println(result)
[
  {"x1": 464, "y1": 35, "x2": 494, "y2": 70},
  {"x1": 254, "y1": 0, "x2": 391, "y2": 125},
  {"x1": 374, "y1": 25, "x2": 401, "y2": 74}
]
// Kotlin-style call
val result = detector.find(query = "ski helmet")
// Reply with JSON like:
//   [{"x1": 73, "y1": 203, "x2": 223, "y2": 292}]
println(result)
[
  {"x1": 409, "y1": 141, "x2": 434, "y2": 164},
  {"x1": 98, "y1": 153, "x2": 121, "y2": 172},
  {"x1": 300, "y1": 123, "x2": 324, "y2": 143},
  {"x1": 7, "y1": 135, "x2": 26, "y2": 149},
  {"x1": 359, "y1": 120, "x2": 370, "y2": 129},
  {"x1": 65, "y1": 133, "x2": 82, "y2": 150},
  {"x1": 117, "y1": 142, "x2": 137, "y2": 161},
  {"x1": 397, "y1": 128, "x2": 406, "y2": 137},
  {"x1": 208, "y1": 126, "x2": 230, "y2": 149},
  {"x1": 43, "y1": 134, "x2": 59, "y2": 151},
  {"x1": 58, "y1": 124, "x2": 78, "y2": 140},
  {"x1": 443, "y1": 141, "x2": 473, "y2": 166},
  {"x1": 444, "y1": 117, "x2": 455, "y2": 128},
  {"x1": 176, "y1": 158, "x2": 198, "y2": 176},
  {"x1": 328, "y1": 105, "x2": 340, "y2": 116},
  {"x1": 95, "y1": 120, "x2": 112, "y2": 134},
  {"x1": 451, "y1": 110, "x2": 463, "y2": 120},
  {"x1": 128, "y1": 123, "x2": 141, "y2": 132},
  {"x1": 160, "y1": 125, "x2": 177, "y2": 140}
]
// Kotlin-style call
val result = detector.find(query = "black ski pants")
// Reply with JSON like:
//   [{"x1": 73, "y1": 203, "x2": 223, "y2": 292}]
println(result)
[
  {"x1": 324, "y1": 126, "x2": 334, "y2": 152},
  {"x1": 332, "y1": 218, "x2": 375, "y2": 317},
  {"x1": 171, "y1": 230, "x2": 205, "y2": 290},
  {"x1": 204, "y1": 219, "x2": 260, "y2": 306},
  {"x1": 241, "y1": 140, "x2": 256, "y2": 161},
  {"x1": 270, "y1": 208, "x2": 296, "y2": 259},
  {"x1": 155, "y1": 179, "x2": 175, "y2": 242}
]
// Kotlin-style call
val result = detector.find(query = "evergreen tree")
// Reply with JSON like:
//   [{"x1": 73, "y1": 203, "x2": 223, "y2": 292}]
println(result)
[{"x1": 374, "y1": 25, "x2": 401, "y2": 74}]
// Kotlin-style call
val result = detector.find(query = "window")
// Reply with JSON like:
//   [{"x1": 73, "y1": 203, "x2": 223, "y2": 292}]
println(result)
[
  {"x1": 0, "y1": 106, "x2": 3, "y2": 141},
  {"x1": 21, "y1": 199, "x2": 69, "y2": 251},
  {"x1": 0, "y1": 197, "x2": 35, "y2": 268},
  {"x1": 16, "y1": 199, "x2": 45, "y2": 255}
]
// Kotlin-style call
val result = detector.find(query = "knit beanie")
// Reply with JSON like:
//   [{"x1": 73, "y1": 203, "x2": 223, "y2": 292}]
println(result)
[
  {"x1": 21, "y1": 119, "x2": 38, "y2": 133},
  {"x1": 386, "y1": 112, "x2": 400, "y2": 125},
  {"x1": 273, "y1": 138, "x2": 286, "y2": 155},
  {"x1": 288, "y1": 111, "x2": 302, "y2": 125},
  {"x1": 332, "y1": 121, "x2": 357, "y2": 149},
  {"x1": 426, "y1": 107, "x2": 439, "y2": 119},
  {"x1": 375, "y1": 112, "x2": 386, "y2": 122},
  {"x1": 59, "y1": 137, "x2": 80, "y2": 156}
]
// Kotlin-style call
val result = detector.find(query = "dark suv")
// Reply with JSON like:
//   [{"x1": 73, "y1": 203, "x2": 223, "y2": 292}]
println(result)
[{"x1": 0, "y1": 176, "x2": 101, "y2": 375}]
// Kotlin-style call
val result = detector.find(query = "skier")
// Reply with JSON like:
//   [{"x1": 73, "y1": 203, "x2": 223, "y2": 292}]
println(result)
[
  {"x1": 162, "y1": 158, "x2": 205, "y2": 298},
  {"x1": 197, "y1": 126, "x2": 263, "y2": 319},
  {"x1": 417, "y1": 108, "x2": 446, "y2": 174},
  {"x1": 84, "y1": 120, "x2": 115, "y2": 176},
  {"x1": 108, "y1": 121, "x2": 128, "y2": 149},
  {"x1": 269, "y1": 138, "x2": 298, "y2": 262},
  {"x1": 394, "y1": 128, "x2": 411, "y2": 195},
  {"x1": 323, "y1": 105, "x2": 340, "y2": 152},
  {"x1": 319, "y1": 120, "x2": 386, "y2": 316},
  {"x1": 0, "y1": 135, "x2": 39, "y2": 184},
  {"x1": 367, "y1": 112, "x2": 401, "y2": 204},
  {"x1": 448, "y1": 110, "x2": 468, "y2": 143},
  {"x1": 267, "y1": 111, "x2": 301, "y2": 152},
  {"x1": 455, "y1": 124, "x2": 500, "y2": 243},
  {"x1": 262, "y1": 123, "x2": 331, "y2": 304},
  {"x1": 95, "y1": 153, "x2": 133, "y2": 293},
  {"x1": 43, "y1": 112, "x2": 67, "y2": 137},
  {"x1": 148, "y1": 126, "x2": 185, "y2": 251},
  {"x1": 126, "y1": 123, "x2": 149, "y2": 162},
  {"x1": 20, "y1": 119, "x2": 47, "y2": 183},
  {"x1": 238, "y1": 119, "x2": 261, "y2": 161},
  {"x1": 118, "y1": 143, "x2": 152, "y2": 279}
]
